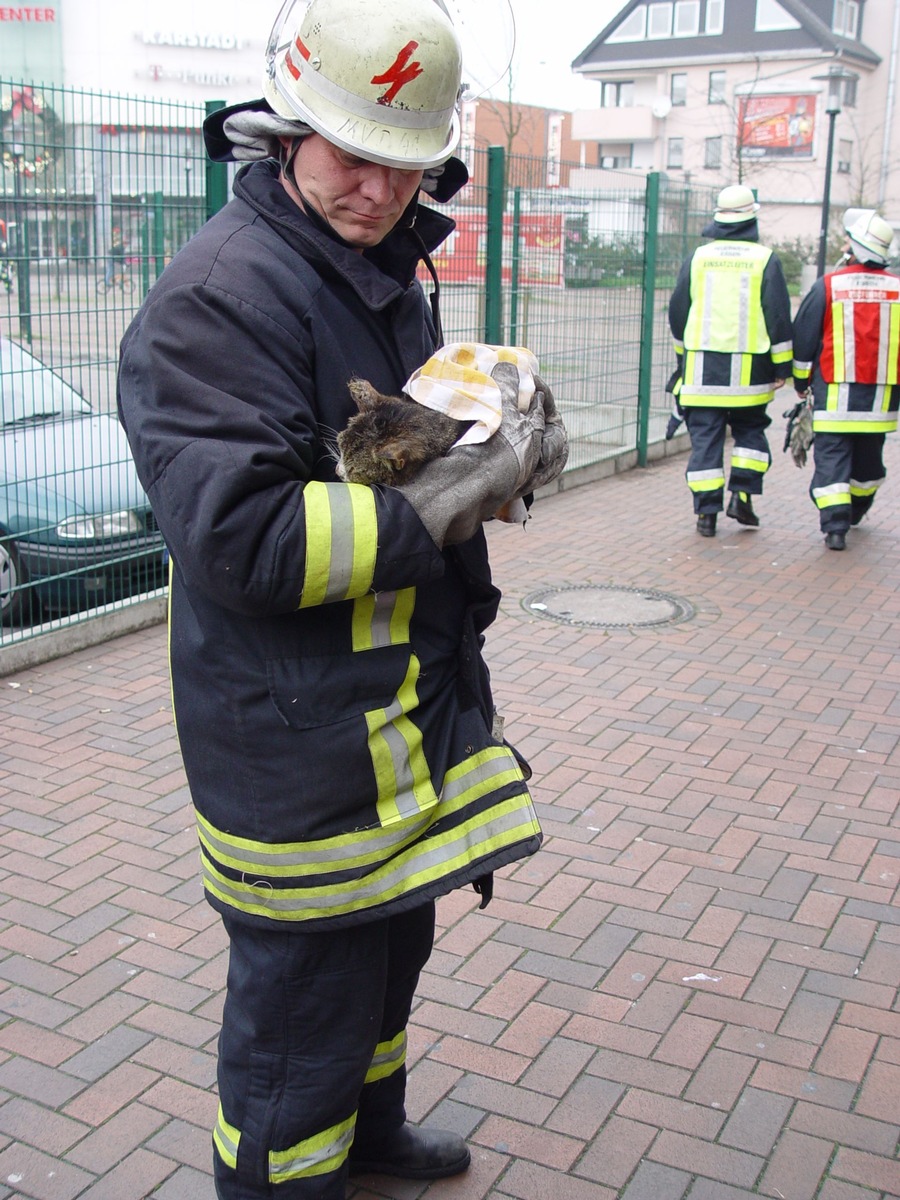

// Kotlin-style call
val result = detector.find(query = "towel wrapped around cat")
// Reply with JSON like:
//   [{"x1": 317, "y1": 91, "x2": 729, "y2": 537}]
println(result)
[{"x1": 336, "y1": 343, "x2": 543, "y2": 524}]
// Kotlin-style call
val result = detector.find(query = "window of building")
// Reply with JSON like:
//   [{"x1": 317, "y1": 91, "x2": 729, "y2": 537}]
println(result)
[
  {"x1": 837, "y1": 138, "x2": 853, "y2": 174},
  {"x1": 708, "y1": 70, "x2": 727, "y2": 103},
  {"x1": 675, "y1": 1, "x2": 701, "y2": 34},
  {"x1": 704, "y1": 135, "x2": 723, "y2": 168},
  {"x1": 755, "y1": 0, "x2": 801, "y2": 30},
  {"x1": 671, "y1": 73, "x2": 688, "y2": 106},
  {"x1": 843, "y1": 74, "x2": 858, "y2": 107},
  {"x1": 599, "y1": 145, "x2": 634, "y2": 169},
  {"x1": 608, "y1": 6, "x2": 647, "y2": 41},
  {"x1": 833, "y1": 1, "x2": 859, "y2": 37},
  {"x1": 705, "y1": 0, "x2": 724, "y2": 34},
  {"x1": 601, "y1": 81, "x2": 636, "y2": 107},
  {"x1": 667, "y1": 137, "x2": 685, "y2": 168},
  {"x1": 648, "y1": 3, "x2": 674, "y2": 38}
]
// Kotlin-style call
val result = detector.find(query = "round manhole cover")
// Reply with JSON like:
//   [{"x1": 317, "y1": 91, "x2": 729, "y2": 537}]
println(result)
[{"x1": 523, "y1": 584, "x2": 695, "y2": 629}]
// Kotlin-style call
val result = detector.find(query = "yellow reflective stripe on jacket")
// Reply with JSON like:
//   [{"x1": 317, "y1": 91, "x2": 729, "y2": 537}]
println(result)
[
  {"x1": 366, "y1": 1031, "x2": 407, "y2": 1084},
  {"x1": 197, "y1": 747, "x2": 538, "y2": 922},
  {"x1": 299, "y1": 481, "x2": 377, "y2": 608},
  {"x1": 350, "y1": 587, "x2": 439, "y2": 825},
  {"x1": 214, "y1": 1105, "x2": 240, "y2": 1169},
  {"x1": 684, "y1": 242, "x2": 772, "y2": 355},
  {"x1": 351, "y1": 588, "x2": 415, "y2": 651},
  {"x1": 678, "y1": 380, "x2": 774, "y2": 407},
  {"x1": 815, "y1": 384, "x2": 900, "y2": 433},
  {"x1": 367, "y1": 655, "x2": 439, "y2": 825},
  {"x1": 269, "y1": 1114, "x2": 356, "y2": 1182}
]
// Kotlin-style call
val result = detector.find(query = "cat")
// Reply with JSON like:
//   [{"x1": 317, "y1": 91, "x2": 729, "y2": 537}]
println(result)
[
  {"x1": 334, "y1": 377, "x2": 527, "y2": 524},
  {"x1": 335, "y1": 377, "x2": 470, "y2": 486}
]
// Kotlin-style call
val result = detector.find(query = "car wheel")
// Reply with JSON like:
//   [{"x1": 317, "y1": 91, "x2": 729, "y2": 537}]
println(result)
[{"x1": 0, "y1": 533, "x2": 32, "y2": 625}]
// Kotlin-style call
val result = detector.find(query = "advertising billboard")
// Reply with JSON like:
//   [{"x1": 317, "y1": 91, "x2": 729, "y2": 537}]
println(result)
[
  {"x1": 426, "y1": 211, "x2": 564, "y2": 286},
  {"x1": 737, "y1": 93, "x2": 817, "y2": 159}
]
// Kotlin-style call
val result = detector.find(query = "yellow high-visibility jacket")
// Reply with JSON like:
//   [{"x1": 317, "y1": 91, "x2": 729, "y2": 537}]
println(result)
[{"x1": 669, "y1": 234, "x2": 793, "y2": 407}]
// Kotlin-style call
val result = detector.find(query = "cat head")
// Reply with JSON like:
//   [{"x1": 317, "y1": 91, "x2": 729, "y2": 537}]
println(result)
[{"x1": 336, "y1": 378, "x2": 431, "y2": 486}]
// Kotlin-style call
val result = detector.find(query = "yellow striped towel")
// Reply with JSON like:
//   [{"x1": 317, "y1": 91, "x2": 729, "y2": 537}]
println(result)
[{"x1": 403, "y1": 342, "x2": 539, "y2": 447}]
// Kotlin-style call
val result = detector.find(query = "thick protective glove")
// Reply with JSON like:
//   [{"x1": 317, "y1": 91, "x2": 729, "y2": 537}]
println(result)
[
  {"x1": 664, "y1": 367, "x2": 684, "y2": 440},
  {"x1": 784, "y1": 396, "x2": 814, "y2": 467},
  {"x1": 519, "y1": 373, "x2": 568, "y2": 494},
  {"x1": 396, "y1": 361, "x2": 546, "y2": 546}
]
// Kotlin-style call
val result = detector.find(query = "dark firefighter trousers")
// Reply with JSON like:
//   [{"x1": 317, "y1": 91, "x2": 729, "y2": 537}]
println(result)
[
  {"x1": 214, "y1": 901, "x2": 435, "y2": 1200},
  {"x1": 683, "y1": 405, "x2": 772, "y2": 514},
  {"x1": 810, "y1": 430, "x2": 887, "y2": 533}
]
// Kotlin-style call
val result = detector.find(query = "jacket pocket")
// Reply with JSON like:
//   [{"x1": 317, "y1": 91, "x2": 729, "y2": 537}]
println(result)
[{"x1": 267, "y1": 645, "x2": 411, "y2": 730}]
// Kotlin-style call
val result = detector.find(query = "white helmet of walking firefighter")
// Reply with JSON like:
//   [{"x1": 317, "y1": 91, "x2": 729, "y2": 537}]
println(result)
[
  {"x1": 263, "y1": 0, "x2": 464, "y2": 169},
  {"x1": 844, "y1": 209, "x2": 894, "y2": 267},
  {"x1": 714, "y1": 184, "x2": 760, "y2": 224}
]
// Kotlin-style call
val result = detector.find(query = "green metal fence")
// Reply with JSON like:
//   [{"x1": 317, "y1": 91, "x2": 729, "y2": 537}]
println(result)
[{"x1": 0, "y1": 80, "x2": 719, "y2": 646}]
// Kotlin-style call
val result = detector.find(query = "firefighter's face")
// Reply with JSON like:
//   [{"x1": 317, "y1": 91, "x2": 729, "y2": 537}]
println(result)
[{"x1": 282, "y1": 133, "x2": 423, "y2": 249}]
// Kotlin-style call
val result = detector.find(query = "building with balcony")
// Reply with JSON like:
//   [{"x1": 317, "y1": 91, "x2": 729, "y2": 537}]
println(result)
[{"x1": 568, "y1": 0, "x2": 899, "y2": 244}]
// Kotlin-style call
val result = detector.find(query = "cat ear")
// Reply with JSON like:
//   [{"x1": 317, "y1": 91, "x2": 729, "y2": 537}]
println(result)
[
  {"x1": 348, "y1": 378, "x2": 379, "y2": 412},
  {"x1": 376, "y1": 440, "x2": 408, "y2": 473}
]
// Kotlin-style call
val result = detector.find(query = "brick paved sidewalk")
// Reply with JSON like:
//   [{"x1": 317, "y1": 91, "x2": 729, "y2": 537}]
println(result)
[{"x1": 0, "y1": 434, "x2": 898, "y2": 1200}]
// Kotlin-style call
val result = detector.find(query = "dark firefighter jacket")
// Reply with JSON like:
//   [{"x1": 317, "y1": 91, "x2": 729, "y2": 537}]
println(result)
[
  {"x1": 668, "y1": 219, "x2": 793, "y2": 408},
  {"x1": 792, "y1": 262, "x2": 900, "y2": 434},
  {"x1": 117, "y1": 159, "x2": 542, "y2": 930}
]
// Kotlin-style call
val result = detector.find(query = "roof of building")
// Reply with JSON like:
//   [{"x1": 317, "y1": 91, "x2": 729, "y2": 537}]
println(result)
[{"x1": 572, "y1": 0, "x2": 880, "y2": 74}]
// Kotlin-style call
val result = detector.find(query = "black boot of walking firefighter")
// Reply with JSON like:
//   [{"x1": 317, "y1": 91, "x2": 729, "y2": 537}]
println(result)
[{"x1": 726, "y1": 492, "x2": 759, "y2": 527}]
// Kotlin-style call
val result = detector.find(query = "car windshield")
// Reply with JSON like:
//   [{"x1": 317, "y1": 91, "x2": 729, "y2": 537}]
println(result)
[{"x1": 0, "y1": 339, "x2": 91, "y2": 427}]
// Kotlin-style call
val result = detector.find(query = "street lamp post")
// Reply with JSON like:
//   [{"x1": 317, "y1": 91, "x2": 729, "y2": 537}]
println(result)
[{"x1": 814, "y1": 66, "x2": 858, "y2": 278}]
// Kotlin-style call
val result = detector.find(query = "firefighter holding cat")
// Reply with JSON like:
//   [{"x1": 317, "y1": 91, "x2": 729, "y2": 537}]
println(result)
[
  {"x1": 668, "y1": 185, "x2": 794, "y2": 537},
  {"x1": 116, "y1": 0, "x2": 566, "y2": 1197}
]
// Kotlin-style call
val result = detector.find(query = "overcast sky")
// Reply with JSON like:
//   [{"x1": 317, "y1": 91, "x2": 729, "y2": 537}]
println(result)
[{"x1": 501, "y1": 0, "x2": 625, "y2": 110}]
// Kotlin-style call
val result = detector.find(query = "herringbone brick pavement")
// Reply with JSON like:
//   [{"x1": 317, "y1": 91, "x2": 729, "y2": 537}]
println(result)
[{"x1": 0, "y1": 431, "x2": 897, "y2": 1200}]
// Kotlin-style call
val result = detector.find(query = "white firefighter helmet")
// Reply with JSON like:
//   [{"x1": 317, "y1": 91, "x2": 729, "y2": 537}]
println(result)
[
  {"x1": 714, "y1": 184, "x2": 760, "y2": 224},
  {"x1": 844, "y1": 209, "x2": 894, "y2": 266},
  {"x1": 263, "y1": 0, "x2": 464, "y2": 169}
]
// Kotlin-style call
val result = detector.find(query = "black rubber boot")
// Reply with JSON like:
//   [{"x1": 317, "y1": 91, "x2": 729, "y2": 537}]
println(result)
[
  {"x1": 348, "y1": 1123, "x2": 471, "y2": 1180},
  {"x1": 726, "y1": 492, "x2": 760, "y2": 527},
  {"x1": 696, "y1": 513, "x2": 717, "y2": 537}
]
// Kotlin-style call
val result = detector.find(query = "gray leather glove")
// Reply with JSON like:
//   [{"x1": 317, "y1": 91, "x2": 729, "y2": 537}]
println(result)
[
  {"x1": 519, "y1": 374, "x2": 568, "y2": 494},
  {"x1": 396, "y1": 360, "x2": 546, "y2": 546}
]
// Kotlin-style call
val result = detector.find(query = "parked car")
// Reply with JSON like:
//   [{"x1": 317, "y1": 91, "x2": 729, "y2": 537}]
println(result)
[{"x1": 0, "y1": 337, "x2": 166, "y2": 625}]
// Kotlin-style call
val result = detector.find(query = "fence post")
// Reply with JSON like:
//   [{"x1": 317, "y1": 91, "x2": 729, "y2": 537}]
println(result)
[
  {"x1": 484, "y1": 145, "x2": 505, "y2": 344},
  {"x1": 637, "y1": 171, "x2": 661, "y2": 467},
  {"x1": 509, "y1": 187, "x2": 521, "y2": 345},
  {"x1": 205, "y1": 100, "x2": 230, "y2": 219}
]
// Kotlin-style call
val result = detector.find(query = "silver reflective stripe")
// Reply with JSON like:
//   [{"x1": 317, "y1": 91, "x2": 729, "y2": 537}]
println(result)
[
  {"x1": 686, "y1": 468, "x2": 725, "y2": 483},
  {"x1": 366, "y1": 1032, "x2": 406, "y2": 1083},
  {"x1": 202, "y1": 798, "x2": 537, "y2": 916},
  {"x1": 682, "y1": 382, "x2": 772, "y2": 398},
  {"x1": 269, "y1": 1117, "x2": 356, "y2": 1182},
  {"x1": 737, "y1": 273, "x2": 751, "y2": 353},
  {"x1": 813, "y1": 482, "x2": 849, "y2": 499},
  {"x1": 732, "y1": 446, "x2": 769, "y2": 464},
  {"x1": 843, "y1": 303, "x2": 857, "y2": 380},
  {"x1": 817, "y1": 406, "x2": 895, "y2": 424}
]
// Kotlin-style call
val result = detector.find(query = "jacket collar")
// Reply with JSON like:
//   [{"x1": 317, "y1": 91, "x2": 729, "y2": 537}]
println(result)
[{"x1": 233, "y1": 160, "x2": 455, "y2": 308}]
